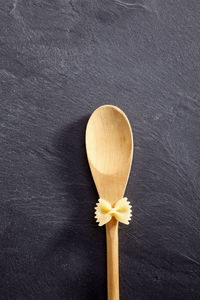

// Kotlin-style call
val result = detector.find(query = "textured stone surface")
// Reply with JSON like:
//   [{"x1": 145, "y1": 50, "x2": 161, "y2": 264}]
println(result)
[{"x1": 0, "y1": 0, "x2": 200, "y2": 299}]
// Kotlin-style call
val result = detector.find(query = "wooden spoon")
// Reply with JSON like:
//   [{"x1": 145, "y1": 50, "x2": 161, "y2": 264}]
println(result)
[{"x1": 85, "y1": 105, "x2": 133, "y2": 300}]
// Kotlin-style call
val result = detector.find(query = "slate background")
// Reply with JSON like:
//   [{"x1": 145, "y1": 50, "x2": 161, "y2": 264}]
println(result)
[{"x1": 0, "y1": 0, "x2": 200, "y2": 299}]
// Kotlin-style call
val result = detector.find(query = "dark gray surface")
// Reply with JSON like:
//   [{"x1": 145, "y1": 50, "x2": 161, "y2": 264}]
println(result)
[{"x1": 0, "y1": 0, "x2": 200, "y2": 299}]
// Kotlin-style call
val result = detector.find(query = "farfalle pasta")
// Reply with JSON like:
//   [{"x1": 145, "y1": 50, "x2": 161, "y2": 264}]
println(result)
[{"x1": 95, "y1": 197, "x2": 132, "y2": 226}]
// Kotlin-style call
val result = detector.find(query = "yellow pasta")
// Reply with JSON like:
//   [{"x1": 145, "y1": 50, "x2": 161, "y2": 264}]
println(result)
[{"x1": 95, "y1": 198, "x2": 132, "y2": 226}]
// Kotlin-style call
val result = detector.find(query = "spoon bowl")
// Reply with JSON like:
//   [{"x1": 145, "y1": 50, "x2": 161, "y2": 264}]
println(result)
[{"x1": 86, "y1": 105, "x2": 133, "y2": 204}]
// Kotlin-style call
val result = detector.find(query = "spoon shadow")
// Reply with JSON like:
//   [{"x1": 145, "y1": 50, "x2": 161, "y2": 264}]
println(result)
[{"x1": 41, "y1": 117, "x2": 107, "y2": 299}]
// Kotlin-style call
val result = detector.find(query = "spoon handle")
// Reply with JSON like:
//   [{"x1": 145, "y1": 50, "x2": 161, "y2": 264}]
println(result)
[{"x1": 106, "y1": 218, "x2": 119, "y2": 300}]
